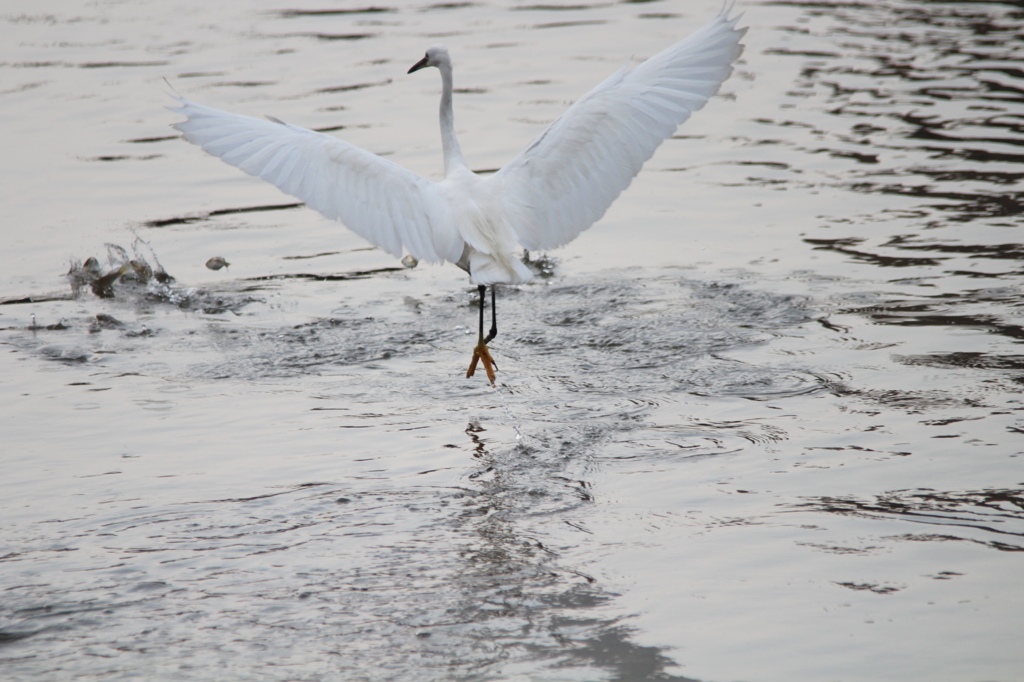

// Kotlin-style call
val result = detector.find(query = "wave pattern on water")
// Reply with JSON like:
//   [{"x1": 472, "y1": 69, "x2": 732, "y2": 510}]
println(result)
[
  {"x1": 793, "y1": 487, "x2": 1024, "y2": 552},
  {"x1": 755, "y1": 0, "x2": 1024, "y2": 269},
  {"x1": 4, "y1": 0, "x2": 1024, "y2": 680}
]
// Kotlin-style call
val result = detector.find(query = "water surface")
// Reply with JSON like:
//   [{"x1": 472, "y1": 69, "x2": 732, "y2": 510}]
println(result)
[{"x1": 2, "y1": 1, "x2": 1023, "y2": 680}]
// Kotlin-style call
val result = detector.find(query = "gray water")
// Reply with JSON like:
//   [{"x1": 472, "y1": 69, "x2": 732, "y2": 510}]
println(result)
[{"x1": 2, "y1": 1, "x2": 1023, "y2": 680}]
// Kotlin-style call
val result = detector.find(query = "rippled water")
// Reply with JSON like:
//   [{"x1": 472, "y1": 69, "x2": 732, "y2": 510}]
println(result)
[{"x1": 2, "y1": 1, "x2": 1023, "y2": 681}]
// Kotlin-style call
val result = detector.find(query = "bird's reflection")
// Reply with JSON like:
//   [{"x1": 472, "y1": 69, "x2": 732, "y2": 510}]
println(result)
[{"x1": 431, "y1": 420, "x2": 702, "y2": 681}]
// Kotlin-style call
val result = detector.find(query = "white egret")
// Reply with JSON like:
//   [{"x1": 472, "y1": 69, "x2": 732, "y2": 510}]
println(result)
[{"x1": 170, "y1": 9, "x2": 746, "y2": 384}]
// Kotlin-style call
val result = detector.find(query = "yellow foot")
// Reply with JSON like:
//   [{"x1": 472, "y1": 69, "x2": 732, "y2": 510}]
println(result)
[{"x1": 466, "y1": 343, "x2": 498, "y2": 385}]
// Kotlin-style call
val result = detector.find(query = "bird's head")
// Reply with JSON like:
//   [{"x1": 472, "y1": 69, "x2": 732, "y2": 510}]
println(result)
[{"x1": 408, "y1": 45, "x2": 450, "y2": 74}]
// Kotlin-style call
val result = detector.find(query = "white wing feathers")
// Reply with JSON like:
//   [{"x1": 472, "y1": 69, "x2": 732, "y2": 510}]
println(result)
[
  {"x1": 169, "y1": 98, "x2": 463, "y2": 264},
  {"x1": 170, "y1": 11, "x2": 744, "y2": 275},
  {"x1": 493, "y1": 11, "x2": 746, "y2": 252}
]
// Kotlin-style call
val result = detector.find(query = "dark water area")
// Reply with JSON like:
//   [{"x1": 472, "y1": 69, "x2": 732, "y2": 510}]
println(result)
[{"x1": 2, "y1": 0, "x2": 1023, "y2": 680}]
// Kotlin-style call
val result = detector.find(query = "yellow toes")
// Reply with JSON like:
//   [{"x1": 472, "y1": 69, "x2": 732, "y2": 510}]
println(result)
[{"x1": 466, "y1": 343, "x2": 498, "y2": 385}]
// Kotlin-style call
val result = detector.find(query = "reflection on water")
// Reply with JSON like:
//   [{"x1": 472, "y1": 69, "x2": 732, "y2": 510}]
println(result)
[
  {"x1": 757, "y1": 0, "x2": 1024, "y2": 262},
  {"x1": 795, "y1": 487, "x2": 1024, "y2": 553},
  {"x1": 3, "y1": 0, "x2": 1024, "y2": 680},
  {"x1": 2, "y1": 254, "x2": 826, "y2": 680}
]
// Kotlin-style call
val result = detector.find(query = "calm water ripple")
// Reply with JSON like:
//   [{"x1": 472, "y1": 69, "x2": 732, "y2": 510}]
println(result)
[{"x1": 2, "y1": 0, "x2": 1023, "y2": 680}]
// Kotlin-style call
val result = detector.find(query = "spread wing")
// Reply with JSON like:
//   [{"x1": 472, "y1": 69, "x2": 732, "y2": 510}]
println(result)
[
  {"x1": 170, "y1": 98, "x2": 463, "y2": 264},
  {"x1": 493, "y1": 10, "x2": 746, "y2": 251}
]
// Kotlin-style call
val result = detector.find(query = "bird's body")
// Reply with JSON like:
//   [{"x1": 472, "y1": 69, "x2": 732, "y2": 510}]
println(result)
[{"x1": 171, "y1": 9, "x2": 746, "y2": 382}]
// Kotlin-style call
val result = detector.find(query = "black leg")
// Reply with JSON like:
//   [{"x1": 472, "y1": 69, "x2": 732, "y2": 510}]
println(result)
[
  {"x1": 467, "y1": 284, "x2": 498, "y2": 384},
  {"x1": 484, "y1": 285, "x2": 498, "y2": 344},
  {"x1": 477, "y1": 284, "x2": 486, "y2": 344}
]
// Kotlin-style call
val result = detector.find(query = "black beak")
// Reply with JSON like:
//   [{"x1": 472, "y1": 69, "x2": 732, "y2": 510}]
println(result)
[{"x1": 408, "y1": 55, "x2": 429, "y2": 74}]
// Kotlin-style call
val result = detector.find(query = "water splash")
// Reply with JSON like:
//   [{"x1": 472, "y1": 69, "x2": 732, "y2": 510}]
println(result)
[{"x1": 490, "y1": 382, "x2": 524, "y2": 443}]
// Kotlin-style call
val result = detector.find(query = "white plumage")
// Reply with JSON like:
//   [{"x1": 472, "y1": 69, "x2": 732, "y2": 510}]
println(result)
[{"x1": 170, "y1": 9, "x2": 746, "y2": 287}]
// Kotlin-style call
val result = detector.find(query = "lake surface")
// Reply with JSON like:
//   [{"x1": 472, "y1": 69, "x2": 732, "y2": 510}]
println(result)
[{"x1": 2, "y1": 0, "x2": 1023, "y2": 680}]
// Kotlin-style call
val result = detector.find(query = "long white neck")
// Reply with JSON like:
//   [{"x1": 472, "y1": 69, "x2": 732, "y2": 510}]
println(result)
[{"x1": 437, "y1": 61, "x2": 466, "y2": 176}]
